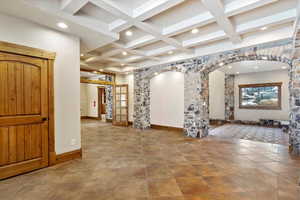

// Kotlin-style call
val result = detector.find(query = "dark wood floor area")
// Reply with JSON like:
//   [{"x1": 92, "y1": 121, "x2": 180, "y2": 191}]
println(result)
[{"x1": 0, "y1": 120, "x2": 299, "y2": 200}]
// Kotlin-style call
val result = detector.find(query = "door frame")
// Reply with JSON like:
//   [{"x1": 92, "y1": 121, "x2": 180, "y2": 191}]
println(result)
[
  {"x1": 97, "y1": 86, "x2": 106, "y2": 120},
  {"x1": 0, "y1": 41, "x2": 56, "y2": 166}
]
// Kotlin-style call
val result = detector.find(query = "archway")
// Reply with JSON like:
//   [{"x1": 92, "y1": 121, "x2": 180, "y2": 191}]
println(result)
[{"x1": 133, "y1": 38, "x2": 300, "y2": 154}]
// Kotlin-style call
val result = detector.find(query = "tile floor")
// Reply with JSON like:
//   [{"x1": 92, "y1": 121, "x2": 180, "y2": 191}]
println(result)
[
  {"x1": 0, "y1": 119, "x2": 300, "y2": 200},
  {"x1": 209, "y1": 124, "x2": 289, "y2": 146}
]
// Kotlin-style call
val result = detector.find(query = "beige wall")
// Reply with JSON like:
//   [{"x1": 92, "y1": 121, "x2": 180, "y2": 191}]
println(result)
[
  {"x1": 234, "y1": 70, "x2": 289, "y2": 121},
  {"x1": 209, "y1": 70, "x2": 225, "y2": 120},
  {"x1": 0, "y1": 14, "x2": 81, "y2": 154}
]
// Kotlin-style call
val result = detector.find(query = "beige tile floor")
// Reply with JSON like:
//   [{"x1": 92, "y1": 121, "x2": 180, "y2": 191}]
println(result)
[{"x1": 0, "y1": 119, "x2": 300, "y2": 200}]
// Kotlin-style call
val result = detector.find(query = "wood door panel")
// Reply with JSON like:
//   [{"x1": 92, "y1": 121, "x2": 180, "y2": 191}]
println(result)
[
  {"x1": 0, "y1": 61, "x2": 41, "y2": 116},
  {"x1": 0, "y1": 51, "x2": 49, "y2": 179},
  {"x1": 0, "y1": 124, "x2": 43, "y2": 167}
]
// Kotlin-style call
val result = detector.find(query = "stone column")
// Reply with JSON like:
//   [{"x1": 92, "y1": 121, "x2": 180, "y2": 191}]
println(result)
[
  {"x1": 224, "y1": 74, "x2": 235, "y2": 121},
  {"x1": 105, "y1": 75, "x2": 113, "y2": 120},
  {"x1": 289, "y1": 59, "x2": 300, "y2": 155},
  {"x1": 184, "y1": 70, "x2": 209, "y2": 138},
  {"x1": 133, "y1": 71, "x2": 151, "y2": 129}
]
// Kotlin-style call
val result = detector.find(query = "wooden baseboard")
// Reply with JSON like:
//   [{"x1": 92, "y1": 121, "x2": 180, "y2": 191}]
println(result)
[
  {"x1": 81, "y1": 116, "x2": 101, "y2": 120},
  {"x1": 151, "y1": 124, "x2": 183, "y2": 132},
  {"x1": 55, "y1": 149, "x2": 82, "y2": 165}
]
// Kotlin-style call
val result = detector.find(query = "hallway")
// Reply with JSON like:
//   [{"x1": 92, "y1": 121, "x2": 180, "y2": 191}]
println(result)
[{"x1": 1, "y1": 120, "x2": 300, "y2": 200}]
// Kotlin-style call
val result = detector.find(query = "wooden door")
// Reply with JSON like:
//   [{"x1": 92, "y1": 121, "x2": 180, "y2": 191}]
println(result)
[
  {"x1": 98, "y1": 87, "x2": 106, "y2": 119},
  {"x1": 0, "y1": 52, "x2": 49, "y2": 179},
  {"x1": 113, "y1": 85, "x2": 128, "y2": 126}
]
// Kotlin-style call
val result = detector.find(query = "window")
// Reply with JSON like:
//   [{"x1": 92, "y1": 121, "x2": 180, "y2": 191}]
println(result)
[{"x1": 239, "y1": 82, "x2": 282, "y2": 110}]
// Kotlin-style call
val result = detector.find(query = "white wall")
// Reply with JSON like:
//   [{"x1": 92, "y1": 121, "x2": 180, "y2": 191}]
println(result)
[
  {"x1": 234, "y1": 70, "x2": 289, "y2": 121},
  {"x1": 150, "y1": 72, "x2": 184, "y2": 128},
  {"x1": 80, "y1": 83, "x2": 103, "y2": 118},
  {"x1": 209, "y1": 70, "x2": 225, "y2": 119},
  {"x1": 0, "y1": 14, "x2": 81, "y2": 154}
]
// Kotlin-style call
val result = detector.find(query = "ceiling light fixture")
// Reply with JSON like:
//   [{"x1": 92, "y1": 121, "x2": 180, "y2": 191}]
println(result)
[
  {"x1": 262, "y1": 56, "x2": 268, "y2": 60},
  {"x1": 154, "y1": 72, "x2": 158, "y2": 75},
  {"x1": 228, "y1": 65, "x2": 232, "y2": 69},
  {"x1": 261, "y1": 26, "x2": 268, "y2": 30},
  {"x1": 191, "y1": 28, "x2": 199, "y2": 34},
  {"x1": 168, "y1": 51, "x2": 173, "y2": 55},
  {"x1": 80, "y1": 54, "x2": 84, "y2": 57},
  {"x1": 282, "y1": 66, "x2": 287, "y2": 69},
  {"x1": 57, "y1": 22, "x2": 68, "y2": 29},
  {"x1": 236, "y1": 72, "x2": 240, "y2": 74},
  {"x1": 219, "y1": 62, "x2": 224, "y2": 66},
  {"x1": 99, "y1": 69, "x2": 104, "y2": 72},
  {"x1": 125, "y1": 30, "x2": 133, "y2": 36},
  {"x1": 122, "y1": 51, "x2": 127, "y2": 56},
  {"x1": 121, "y1": 63, "x2": 125, "y2": 66},
  {"x1": 93, "y1": 71, "x2": 98, "y2": 73}
]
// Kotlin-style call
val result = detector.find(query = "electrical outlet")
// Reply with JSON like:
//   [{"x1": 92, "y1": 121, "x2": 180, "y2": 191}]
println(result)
[{"x1": 71, "y1": 139, "x2": 76, "y2": 146}]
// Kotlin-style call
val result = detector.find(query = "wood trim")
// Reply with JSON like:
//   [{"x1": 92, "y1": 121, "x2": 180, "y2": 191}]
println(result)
[
  {"x1": 80, "y1": 78, "x2": 115, "y2": 85},
  {"x1": 0, "y1": 41, "x2": 56, "y2": 60},
  {"x1": 151, "y1": 124, "x2": 183, "y2": 132},
  {"x1": 55, "y1": 149, "x2": 82, "y2": 165},
  {"x1": 81, "y1": 116, "x2": 101, "y2": 120},
  {"x1": 48, "y1": 59, "x2": 56, "y2": 166},
  {"x1": 239, "y1": 82, "x2": 282, "y2": 110},
  {"x1": 80, "y1": 68, "x2": 116, "y2": 77}
]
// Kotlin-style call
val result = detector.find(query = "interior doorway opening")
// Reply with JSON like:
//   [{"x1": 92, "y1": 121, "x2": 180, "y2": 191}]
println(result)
[{"x1": 208, "y1": 60, "x2": 290, "y2": 146}]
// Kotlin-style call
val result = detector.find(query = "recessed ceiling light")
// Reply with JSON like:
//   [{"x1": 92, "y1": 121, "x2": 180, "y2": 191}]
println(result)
[
  {"x1": 125, "y1": 30, "x2": 133, "y2": 36},
  {"x1": 228, "y1": 65, "x2": 232, "y2": 69},
  {"x1": 219, "y1": 62, "x2": 224, "y2": 66},
  {"x1": 168, "y1": 51, "x2": 173, "y2": 55},
  {"x1": 57, "y1": 22, "x2": 68, "y2": 29},
  {"x1": 261, "y1": 26, "x2": 268, "y2": 30},
  {"x1": 282, "y1": 66, "x2": 287, "y2": 69},
  {"x1": 99, "y1": 69, "x2": 104, "y2": 72},
  {"x1": 236, "y1": 72, "x2": 240, "y2": 74},
  {"x1": 80, "y1": 54, "x2": 84, "y2": 57},
  {"x1": 154, "y1": 72, "x2": 158, "y2": 75},
  {"x1": 121, "y1": 63, "x2": 125, "y2": 66},
  {"x1": 191, "y1": 28, "x2": 199, "y2": 34},
  {"x1": 93, "y1": 71, "x2": 98, "y2": 73},
  {"x1": 262, "y1": 56, "x2": 268, "y2": 60},
  {"x1": 122, "y1": 51, "x2": 127, "y2": 56}
]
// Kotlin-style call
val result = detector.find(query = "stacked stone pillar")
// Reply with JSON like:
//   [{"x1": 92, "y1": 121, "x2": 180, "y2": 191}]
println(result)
[{"x1": 289, "y1": 59, "x2": 300, "y2": 155}]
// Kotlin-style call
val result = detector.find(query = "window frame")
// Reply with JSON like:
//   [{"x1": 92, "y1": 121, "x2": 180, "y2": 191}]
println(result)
[{"x1": 238, "y1": 82, "x2": 282, "y2": 110}]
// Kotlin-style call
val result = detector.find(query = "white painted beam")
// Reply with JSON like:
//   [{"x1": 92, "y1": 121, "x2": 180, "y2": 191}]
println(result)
[
  {"x1": 202, "y1": 0, "x2": 241, "y2": 43},
  {"x1": 61, "y1": 0, "x2": 88, "y2": 14},
  {"x1": 236, "y1": 9, "x2": 296, "y2": 34},
  {"x1": 225, "y1": 0, "x2": 278, "y2": 17},
  {"x1": 182, "y1": 31, "x2": 227, "y2": 48},
  {"x1": 134, "y1": 0, "x2": 185, "y2": 21}
]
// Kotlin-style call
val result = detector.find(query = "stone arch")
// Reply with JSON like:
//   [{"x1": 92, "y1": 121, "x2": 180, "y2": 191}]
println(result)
[{"x1": 133, "y1": 38, "x2": 300, "y2": 154}]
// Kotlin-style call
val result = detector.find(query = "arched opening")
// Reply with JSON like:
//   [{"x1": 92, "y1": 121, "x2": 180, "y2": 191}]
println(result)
[
  {"x1": 208, "y1": 60, "x2": 290, "y2": 145},
  {"x1": 150, "y1": 71, "x2": 184, "y2": 128}
]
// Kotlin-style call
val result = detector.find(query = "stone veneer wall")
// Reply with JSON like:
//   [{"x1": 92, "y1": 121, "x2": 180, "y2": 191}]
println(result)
[
  {"x1": 133, "y1": 38, "x2": 300, "y2": 154},
  {"x1": 105, "y1": 75, "x2": 113, "y2": 120},
  {"x1": 224, "y1": 74, "x2": 235, "y2": 120}
]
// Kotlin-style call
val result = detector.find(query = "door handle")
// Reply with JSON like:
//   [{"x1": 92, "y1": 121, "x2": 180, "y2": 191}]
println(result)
[{"x1": 42, "y1": 117, "x2": 48, "y2": 121}]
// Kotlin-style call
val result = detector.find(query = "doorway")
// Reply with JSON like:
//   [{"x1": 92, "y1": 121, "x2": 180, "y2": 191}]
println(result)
[
  {"x1": 0, "y1": 41, "x2": 55, "y2": 179},
  {"x1": 98, "y1": 87, "x2": 106, "y2": 121}
]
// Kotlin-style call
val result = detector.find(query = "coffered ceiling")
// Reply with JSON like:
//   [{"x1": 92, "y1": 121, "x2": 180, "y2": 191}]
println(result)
[{"x1": 1, "y1": 0, "x2": 298, "y2": 73}]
